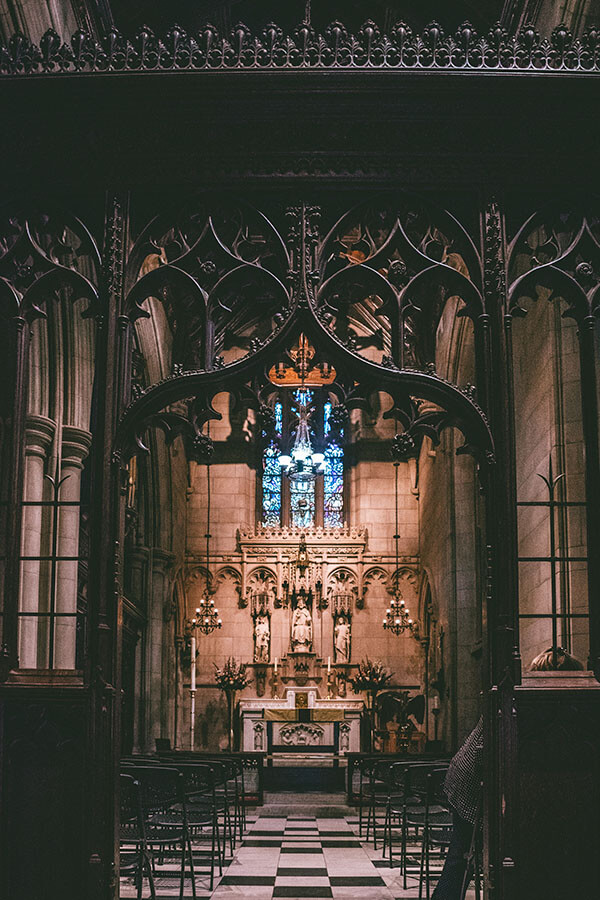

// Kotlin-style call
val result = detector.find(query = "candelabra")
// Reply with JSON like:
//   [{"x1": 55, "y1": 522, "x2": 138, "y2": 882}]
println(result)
[
  {"x1": 383, "y1": 595, "x2": 414, "y2": 636},
  {"x1": 192, "y1": 597, "x2": 222, "y2": 635}
]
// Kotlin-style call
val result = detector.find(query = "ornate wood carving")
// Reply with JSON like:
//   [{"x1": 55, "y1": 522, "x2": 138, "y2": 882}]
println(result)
[
  {"x1": 2, "y1": 22, "x2": 599, "y2": 76},
  {"x1": 114, "y1": 196, "x2": 495, "y2": 473}
]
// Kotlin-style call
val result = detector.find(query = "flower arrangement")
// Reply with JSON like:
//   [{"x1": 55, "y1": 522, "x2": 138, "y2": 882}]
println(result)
[
  {"x1": 349, "y1": 658, "x2": 393, "y2": 695},
  {"x1": 214, "y1": 658, "x2": 251, "y2": 751},
  {"x1": 214, "y1": 657, "x2": 251, "y2": 692},
  {"x1": 350, "y1": 658, "x2": 393, "y2": 752}
]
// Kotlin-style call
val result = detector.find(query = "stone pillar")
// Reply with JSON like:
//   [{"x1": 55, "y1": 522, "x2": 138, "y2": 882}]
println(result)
[
  {"x1": 54, "y1": 425, "x2": 92, "y2": 669},
  {"x1": 144, "y1": 548, "x2": 175, "y2": 751},
  {"x1": 18, "y1": 415, "x2": 55, "y2": 668}
]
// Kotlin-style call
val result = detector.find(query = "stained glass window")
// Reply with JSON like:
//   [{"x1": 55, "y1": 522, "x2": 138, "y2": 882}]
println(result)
[
  {"x1": 324, "y1": 442, "x2": 344, "y2": 527},
  {"x1": 324, "y1": 400, "x2": 332, "y2": 435},
  {"x1": 293, "y1": 387, "x2": 313, "y2": 408},
  {"x1": 261, "y1": 391, "x2": 344, "y2": 527},
  {"x1": 290, "y1": 476, "x2": 316, "y2": 528},
  {"x1": 262, "y1": 442, "x2": 282, "y2": 526}
]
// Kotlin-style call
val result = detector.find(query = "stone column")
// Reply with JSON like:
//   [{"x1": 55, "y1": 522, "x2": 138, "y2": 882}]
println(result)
[
  {"x1": 144, "y1": 548, "x2": 175, "y2": 750},
  {"x1": 54, "y1": 425, "x2": 92, "y2": 669},
  {"x1": 18, "y1": 415, "x2": 55, "y2": 668}
]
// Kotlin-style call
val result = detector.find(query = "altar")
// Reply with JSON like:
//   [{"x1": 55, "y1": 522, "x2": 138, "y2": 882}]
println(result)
[{"x1": 240, "y1": 688, "x2": 363, "y2": 755}]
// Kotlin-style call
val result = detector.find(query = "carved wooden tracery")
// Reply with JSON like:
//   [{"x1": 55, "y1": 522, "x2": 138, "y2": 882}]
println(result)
[
  {"x1": 113, "y1": 197, "x2": 495, "y2": 473},
  {"x1": 2, "y1": 22, "x2": 599, "y2": 75},
  {"x1": 1, "y1": 15, "x2": 600, "y2": 899},
  {"x1": 0, "y1": 190, "x2": 598, "y2": 900}
]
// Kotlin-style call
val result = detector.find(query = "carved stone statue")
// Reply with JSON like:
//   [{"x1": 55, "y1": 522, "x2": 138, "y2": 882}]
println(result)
[
  {"x1": 253, "y1": 722, "x2": 265, "y2": 750},
  {"x1": 291, "y1": 595, "x2": 313, "y2": 652},
  {"x1": 334, "y1": 614, "x2": 351, "y2": 664},
  {"x1": 254, "y1": 614, "x2": 270, "y2": 663},
  {"x1": 280, "y1": 723, "x2": 323, "y2": 745}
]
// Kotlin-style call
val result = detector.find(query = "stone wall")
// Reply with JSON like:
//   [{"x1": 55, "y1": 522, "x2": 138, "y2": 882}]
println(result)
[
  {"x1": 512, "y1": 297, "x2": 588, "y2": 668},
  {"x1": 179, "y1": 404, "x2": 427, "y2": 751}
]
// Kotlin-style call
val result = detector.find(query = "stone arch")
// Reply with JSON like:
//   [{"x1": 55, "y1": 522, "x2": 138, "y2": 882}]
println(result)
[
  {"x1": 363, "y1": 566, "x2": 391, "y2": 607},
  {"x1": 214, "y1": 565, "x2": 242, "y2": 607},
  {"x1": 184, "y1": 564, "x2": 212, "y2": 613},
  {"x1": 245, "y1": 566, "x2": 277, "y2": 613}
]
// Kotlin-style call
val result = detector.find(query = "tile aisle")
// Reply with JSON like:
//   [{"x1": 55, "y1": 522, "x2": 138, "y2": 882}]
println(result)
[{"x1": 121, "y1": 806, "x2": 477, "y2": 899}]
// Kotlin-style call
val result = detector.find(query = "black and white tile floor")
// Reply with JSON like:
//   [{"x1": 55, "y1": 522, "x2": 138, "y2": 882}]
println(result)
[{"x1": 121, "y1": 807, "x2": 477, "y2": 899}]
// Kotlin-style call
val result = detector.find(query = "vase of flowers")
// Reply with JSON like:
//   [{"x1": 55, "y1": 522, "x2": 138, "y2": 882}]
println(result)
[
  {"x1": 349, "y1": 658, "x2": 393, "y2": 751},
  {"x1": 214, "y1": 658, "x2": 252, "y2": 751}
]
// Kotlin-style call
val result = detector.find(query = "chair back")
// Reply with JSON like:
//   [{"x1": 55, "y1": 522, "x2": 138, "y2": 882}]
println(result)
[
  {"x1": 160, "y1": 753, "x2": 229, "y2": 784},
  {"x1": 387, "y1": 761, "x2": 410, "y2": 793},
  {"x1": 126, "y1": 765, "x2": 183, "y2": 815},
  {"x1": 407, "y1": 761, "x2": 443, "y2": 799},
  {"x1": 370, "y1": 759, "x2": 394, "y2": 791},
  {"x1": 119, "y1": 773, "x2": 145, "y2": 842},
  {"x1": 426, "y1": 766, "x2": 449, "y2": 805},
  {"x1": 168, "y1": 761, "x2": 217, "y2": 798}
]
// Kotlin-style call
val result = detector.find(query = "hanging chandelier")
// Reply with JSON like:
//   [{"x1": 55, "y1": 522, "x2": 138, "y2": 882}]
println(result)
[
  {"x1": 277, "y1": 394, "x2": 325, "y2": 482},
  {"x1": 190, "y1": 428, "x2": 223, "y2": 637},
  {"x1": 383, "y1": 595, "x2": 413, "y2": 636},
  {"x1": 191, "y1": 597, "x2": 222, "y2": 635},
  {"x1": 383, "y1": 458, "x2": 415, "y2": 636}
]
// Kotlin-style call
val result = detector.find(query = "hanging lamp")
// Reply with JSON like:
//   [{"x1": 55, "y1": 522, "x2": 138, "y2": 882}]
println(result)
[
  {"x1": 190, "y1": 433, "x2": 222, "y2": 636},
  {"x1": 383, "y1": 458, "x2": 414, "y2": 636}
]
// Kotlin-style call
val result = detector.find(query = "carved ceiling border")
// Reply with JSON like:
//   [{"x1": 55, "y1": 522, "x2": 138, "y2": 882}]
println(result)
[{"x1": 2, "y1": 22, "x2": 599, "y2": 76}]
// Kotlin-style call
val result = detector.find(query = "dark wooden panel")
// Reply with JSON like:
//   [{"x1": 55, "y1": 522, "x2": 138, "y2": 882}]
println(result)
[
  {"x1": 515, "y1": 688, "x2": 600, "y2": 900},
  {"x1": 0, "y1": 692, "x2": 88, "y2": 900}
]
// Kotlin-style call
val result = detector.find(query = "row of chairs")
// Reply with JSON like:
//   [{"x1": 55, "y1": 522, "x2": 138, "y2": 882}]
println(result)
[
  {"x1": 119, "y1": 753, "x2": 248, "y2": 899},
  {"x1": 357, "y1": 757, "x2": 449, "y2": 847},
  {"x1": 357, "y1": 757, "x2": 482, "y2": 900}
]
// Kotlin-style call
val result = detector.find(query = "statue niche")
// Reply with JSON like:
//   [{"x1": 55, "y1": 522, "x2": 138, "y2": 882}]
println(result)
[
  {"x1": 291, "y1": 593, "x2": 313, "y2": 653},
  {"x1": 254, "y1": 613, "x2": 270, "y2": 664},
  {"x1": 334, "y1": 613, "x2": 351, "y2": 664}
]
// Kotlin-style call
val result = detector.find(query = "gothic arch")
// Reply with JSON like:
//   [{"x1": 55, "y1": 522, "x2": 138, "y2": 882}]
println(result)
[{"x1": 111, "y1": 198, "x2": 494, "y2": 472}]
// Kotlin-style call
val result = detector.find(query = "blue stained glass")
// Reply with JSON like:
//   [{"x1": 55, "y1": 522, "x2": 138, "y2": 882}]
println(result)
[
  {"x1": 262, "y1": 442, "x2": 281, "y2": 526},
  {"x1": 293, "y1": 387, "x2": 313, "y2": 407},
  {"x1": 261, "y1": 391, "x2": 345, "y2": 528},
  {"x1": 290, "y1": 479, "x2": 315, "y2": 528},
  {"x1": 324, "y1": 442, "x2": 344, "y2": 528},
  {"x1": 324, "y1": 401, "x2": 332, "y2": 435}
]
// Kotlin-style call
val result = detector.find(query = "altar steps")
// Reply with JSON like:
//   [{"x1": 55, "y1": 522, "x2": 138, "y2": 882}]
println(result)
[
  {"x1": 256, "y1": 790, "x2": 350, "y2": 818},
  {"x1": 263, "y1": 763, "x2": 346, "y2": 793}
]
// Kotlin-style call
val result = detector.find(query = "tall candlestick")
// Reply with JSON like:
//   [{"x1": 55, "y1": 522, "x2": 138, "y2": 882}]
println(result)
[{"x1": 191, "y1": 636, "x2": 196, "y2": 691}]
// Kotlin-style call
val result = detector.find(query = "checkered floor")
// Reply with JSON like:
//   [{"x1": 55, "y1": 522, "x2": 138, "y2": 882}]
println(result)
[{"x1": 121, "y1": 806, "x2": 477, "y2": 899}]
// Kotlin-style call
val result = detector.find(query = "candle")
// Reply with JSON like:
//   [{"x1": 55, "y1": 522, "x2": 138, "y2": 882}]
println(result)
[
  {"x1": 327, "y1": 656, "x2": 331, "y2": 674},
  {"x1": 190, "y1": 636, "x2": 196, "y2": 691},
  {"x1": 274, "y1": 657, "x2": 278, "y2": 674},
  {"x1": 432, "y1": 694, "x2": 440, "y2": 710}
]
